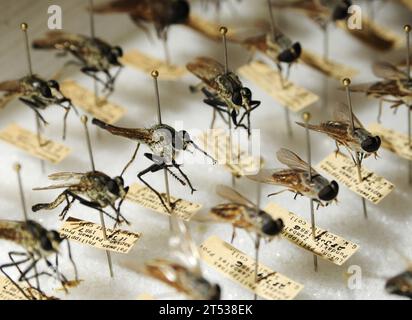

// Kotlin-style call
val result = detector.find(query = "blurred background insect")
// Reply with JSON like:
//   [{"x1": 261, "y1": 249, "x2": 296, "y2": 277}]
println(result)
[
  {"x1": 248, "y1": 148, "x2": 339, "y2": 207},
  {"x1": 92, "y1": 118, "x2": 216, "y2": 212},
  {"x1": 32, "y1": 171, "x2": 130, "y2": 229},
  {"x1": 385, "y1": 267, "x2": 412, "y2": 299},
  {"x1": 0, "y1": 75, "x2": 76, "y2": 141},
  {"x1": 0, "y1": 220, "x2": 78, "y2": 300},
  {"x1": 187, "y1": 56, "x2": 260, "y2": 135},
  {"x1": 32, "y1": 32, "x2": 123, "y2": 97},
  {"x1": 140, "y1": 215, "x2": 221, "y2": 300},
  {"x1": 296, "y1": 103, "x2": 382, "y2": 165}
]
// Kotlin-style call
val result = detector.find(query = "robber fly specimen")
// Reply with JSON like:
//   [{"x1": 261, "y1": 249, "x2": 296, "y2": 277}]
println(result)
[
  {"x1": 32, "y1": 171, "x2": 129, "y2": 228},
  {"x1": 296, "y1": 103, "x2": 381, "y2": 165},
  {"x1": 385, "y1": 268, "x2": 412, "y2": 299},
  {"x1": 32, "y1": 32, "x2": 123, "y2": 96},
  {"x1": 187, "y1": 57, "x2": 260, "y2": 135},
  {"x1": 92, "y1": 0, "x2": 190, "y2": 40},
  {"x1": 248, "y1": 148, "x2": 339, "y2": 207},
  {"x1": 141, "y1": 215, "x2": 221, "y2": 300},
  {"x1": 0, "y1": 220, "x2": 78, "y2": 300},
  {"x1": 210, "y1": 185, "x2": 284, "y2": 243},
  {"x1": 0, "y1": 75, "x2": 76, "y2": 140},
  {"x1": 350, "y1": 62, "x2": 412, "y2": 122},
  {"x1": 92, "y1": 118, "x2": 216, "y2": 212}
]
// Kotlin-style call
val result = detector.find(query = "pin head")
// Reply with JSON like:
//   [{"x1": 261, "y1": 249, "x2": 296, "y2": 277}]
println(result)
[
  {"x1": 404, "y1": 25, "x2": 411, "y2": 33},
  {"x1": 151, "y1": 70, "x2": 159, "y2": 78},
  {"x1": 342, "y1": 78, "x2": 351, "y2": 87},
  {"x1": 20, "y1": 23, "x2": 28, "y2": 31},
  {"x1": 81, "y1": 115, "x2": 88, "y2": 124},
  {"x1": 13, "y1": 163, "x2": 21, "y2": 172},
  {"x1": 219, "y1": 26, "x2": 228, "y2": 35},
  {"x1": 303, "y1": 112, "x2": 311, "y2": 122}
]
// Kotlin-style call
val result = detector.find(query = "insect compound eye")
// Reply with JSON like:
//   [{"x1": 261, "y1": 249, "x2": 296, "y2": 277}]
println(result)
[
  {"x1": 40, "y1": 84, "x2": 52, "y2": 98},
  {"x1": 169, "y1": 0, "x2": 190, "y2": 24},
  {"x1": 278, "y1": 42, "x2": 301, "y2": 63},
  {"x1": 47, "y1": 80, "x2": 60, "y2": 91},
  {"x1": 175, "y1": 130, "x2": 190, "y2": 150},
  {"x1": 112, "y1": 46, "x2": 123, "y2": 57},
  {"x1": 231, "y1": 91, "x2": 242, "y2": 106},
  {"x1": 40, "y1": 235, "x2": 53, "y2": 251},
  {"x1": 332, "y1": 0, "x2": 352, "y2": 21},
  {"x1": 361, "y1": 136, "x2": 381, "y2": 153},
  {"x1": 107, "y1": 180, "x2": 120, "y2": 196},
  {"x1": 318, "y1": 180, "x2": 339, "y2": 201},
  {"x1": 240, "y1": 87, "x2": 252, "y2": 99},
  {"x1": 115, "y1": 176, "x2": 124, "y2": 187},
  {"x1": 261, "y1": 215, "x2": 284, "y2": 236}
]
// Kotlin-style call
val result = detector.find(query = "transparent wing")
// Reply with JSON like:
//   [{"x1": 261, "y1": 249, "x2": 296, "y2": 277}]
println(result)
[
  {"x1": 187, "y1": 57, "x2": 226, "y2": 82},
  {"x1": 334, "y1": 102, "x2": 364, "y2": 129},
  {"x1": 247, "y1": 168, "x2": 289, "y2": 184},
  {"x1": 216, "y1": 185, "x2": 255, "y2": 208},
  {"x1": 47, "y1": 172, "x2": 85, "y2": 181},
  {"x1": 276, "y1": 148, "x2": 313, "y2": 172},
  {"x1": 372, "y1": 61, "x2": 407, "y2": 80}
]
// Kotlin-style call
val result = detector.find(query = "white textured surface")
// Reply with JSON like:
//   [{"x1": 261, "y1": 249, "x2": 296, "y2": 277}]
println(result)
[{"x1": 0, "y1": 0, "x2": 411, "y2": 300}]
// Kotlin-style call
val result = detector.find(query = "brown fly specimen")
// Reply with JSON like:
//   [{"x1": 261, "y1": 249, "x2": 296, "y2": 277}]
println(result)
[
  {"x1": 32, "y1": 32, "x2": 123, "y2": 96},
  {"x1": 92, "y1": 118, "x2": 216, "y2": 212},
  {"x1": 296, "y1": 103, "x2": 381, "y2": 164},
  {"x1": 187, "y1": 57, "x2": 260, "y2": 135},
  {"x1": 0, "y1": 75, "x2": 76, "y2": 140},
  {"x1": 32, "y1": 171, "x2": 130, "y2": 228},
  {"x1": 386, "y1": 268, "x2": 412, "y2": 299},
  {"x1": 248, "y1": 148, "x2": 339, "y2": 207},
  {"x1": 0, "y1": 220, "x2": 78, "y2": 300}
]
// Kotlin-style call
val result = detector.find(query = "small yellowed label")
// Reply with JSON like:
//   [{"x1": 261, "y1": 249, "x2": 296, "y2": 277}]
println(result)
[
  {"x1": 265, "y1": 203, "x2": 359, "y2": 266},
  {"x1": 0, "y1": 123, "x2": 71, "y2": 163},
  {"x1": 121, "y1": 50, "x2": 187, "y2": 80},
  {"x1": 199, "y1": 236, "x2": 303, "y2": 300},
  {"x1": 0, "y1": 276, "x2": 53, "y2": 300},
  {"x1": 198, "y1": 129, "x2": 262, "y2": 177},
  {"x1": 59, "y1": 217, "x2": 141, "y2": 254},
  {"x1": 300, "y1": 49, "x2": 359, "y2": 80},
  {"x1": 368, "y1": 123, "x2": 412, "y2": 160},
  {"x1": 315, "y1": 152, "x2": 395, "y2": 204},
  {"x1": 238, "y1": 60, "x2": 319, "y2": 112},
  {"x1": 126, "y1": 183, "x2": 201, "y2": 221},
  {"x1": 60, "y1": 80, "x2": 125, "y2": 124}
]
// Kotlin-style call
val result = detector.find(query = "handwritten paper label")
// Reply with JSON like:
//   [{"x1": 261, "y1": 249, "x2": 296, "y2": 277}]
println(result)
[
  {"x1": 59, "y1": 217, "x2": 141, "y2": 254},
  {"x1": 126, "y1": 183, "x2": 201, "y2": 221},
  {"x1": 199, "y1": 236, "x2": 303, "y2": 300},
  {"x1": 238, "y1": 61, "x2": 318, "y2": 112},
  {"x1": 0, "y1": 276, "x2": 52, "y2": 300},
  {"x1": 121, "y1": 50, "x2": 187, "y2": 80},
  {"x1": 60, "y1": 80, "x2": 125, "y2": 124},
  {"x1": 315, "y1": 152, "x2": 395, "y2": 204},
  {"x1": 336, "y1": 17, "x2": 403, "y2": 50},
  {"x1": 0, "y1": 123, "x2": 70, "y2": 163},
  {"x1": 265, "y1": 203, "x2": 359, "y2": 266},
  {"x1": 300, "y1": 49, "x2": 358, "y2": 80},
  {"x1": 198, "y1": 129, "x2": 262, "y2": 177},
  {"x1": 368, "y1": 123, "x2": 412, "y2": 160}
]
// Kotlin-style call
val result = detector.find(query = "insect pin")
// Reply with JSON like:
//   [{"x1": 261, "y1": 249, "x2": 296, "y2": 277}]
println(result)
[
  {"x1": 140, "y1": 216, "x2": 221, "y2": 300},
  {"x1": 187, "y1": 28, "x2": 260, "y2": 136},
  {"x1": 248, "y1": 148, "x2": 339, "y2": 208}
]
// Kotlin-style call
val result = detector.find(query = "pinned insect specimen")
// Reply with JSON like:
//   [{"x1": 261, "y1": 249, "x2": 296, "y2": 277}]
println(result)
[
  {"x1": 0, "y1": 220, "x2": 78, "y2": 300},
  {"x1": 385, "y1": 268, "x2": 412, "y2": 299},
  {"x1": 92, "y1": 118, "x2": 216, "y2": 212},
  {"x1": 32, "y1": 32, "x2": 123, "y2": 96},
  {"x1": 210, "y1": 185, "x2": 284, "y2": 243},
  {"x1": 32, "y1": 171, "x2": 130, "y2": 228},
  {"x1": 248, "y1": 148, "x2": 339, "y2": 207},
  {"x1": 350, "y1": 62, "x2": 412, "y2": 122},
  {"x1": 141, "y1": 215, "x2": 221, "y2": 300},
  {"x1": 296, "y1": 102, "x2": 381, "y2": 165},
  {"x1": 0, "y1": 75, "x2": 76, "y2": 140},
  {"x1": 187, "y1": 56, "x2": 260, "y2": 135}
]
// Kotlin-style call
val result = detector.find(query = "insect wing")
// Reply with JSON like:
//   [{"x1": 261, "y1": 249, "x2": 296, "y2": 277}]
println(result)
[
  {"x1": 276, "y1": 148, "x2": 315, "y2": 173},
  {"x1": 0, "y1": 80, "x2": 22, "y2": 93},
  {"x1": 334, "y1": 102, "x2": 365, "y2": 129},
  {"x1": 372, "y1": 61, "x2": 407, "y2": 80},
  {"x1": 216, "y1": 184, "x2": 255, "y2": 208},
  {"x1": 187, "y1": 57, "x2": 226, "y2": 87}
]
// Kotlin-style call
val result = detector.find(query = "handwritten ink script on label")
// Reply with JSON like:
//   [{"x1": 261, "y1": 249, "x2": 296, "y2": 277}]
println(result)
[
  {"x1": 265, "y1": 203, "x2": 359, "y2": 266},
  {"x1": 0, "y1": 276, "x2": 51, "y2": 300},
  {"x1": 315, "y1": 152, "x2": 394, "y2": 204},
  {"x1": 368, "y1": 123, "x2": 412, "y2": 161},
  {"x1": 199, "y1": 236, "x2": 303, "y2": 300},
  {"x1": 238, "y1": 60, "x2": 318, "y2": 112},
  {"x1": 126, "y1": 183, "x2": 201, "y2": 221},
  {"x1": 0, "y1": 123, "x2": 70, "y2": 163},
  {"x1": 60, "y1": 80, "x2": 125, "y2": 124},
  {"x1": 121, "y1": 50, "x2": 187, "y2": 80},
  {"x1": 198, "y1": 129, "x2": 262, "y2": 177},
  {"x1": 59, "y1": 217, "x2": 140, "y2": 254}
]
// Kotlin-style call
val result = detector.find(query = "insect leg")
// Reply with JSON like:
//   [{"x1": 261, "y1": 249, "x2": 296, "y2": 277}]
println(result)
[
  {"x1": 267, "y1": 189, "x2": 290, "y2": 197},
  {"x1": 230, "y1": 226, "x2": 237, "y2": 244},
  {"x1": 32, "y1": 191, "x2": 69, "y2": 215},
  {"x1": 81, "y1": 67, "x2": 108, "y2": 89},
  {"x1": 120, "y1": 143, "x2": 141, "y2": 177},
  {"x1": 44, "y1": 258, "x2": 69, "y2": 293},
  {"x1": 18, "y1": 98, "x2": 48, "y2": 125},
  {"x1": 171, "y1": 160, "x2": 197, "y2": 194}
]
